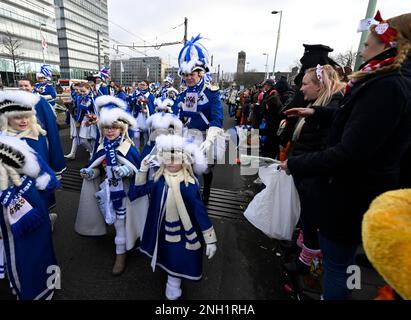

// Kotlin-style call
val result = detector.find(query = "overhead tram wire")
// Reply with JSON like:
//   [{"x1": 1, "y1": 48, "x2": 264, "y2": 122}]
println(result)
[
  {"x1": 109, "y1": 37, "x2": 149, "y2": 57},
  {"x1": 107, "y1": 19, "x2": 176, "y2": 57}
]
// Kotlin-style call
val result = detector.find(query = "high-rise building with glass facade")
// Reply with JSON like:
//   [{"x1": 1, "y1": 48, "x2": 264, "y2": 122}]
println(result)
[
  {"x1": 0, "y1": 0, "x2": 109, "y2": 85},
  {"x1": 0, "y1": 0, "x2": 60, "y2": 85},
  {"x1": 54, "y1": 0, "x2": 109, "y2": 79}
]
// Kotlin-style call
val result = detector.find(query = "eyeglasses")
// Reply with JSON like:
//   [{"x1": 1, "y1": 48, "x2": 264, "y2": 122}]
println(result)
[{"x1": 103, "y1": 126, "x2": 122, "y2": 131}]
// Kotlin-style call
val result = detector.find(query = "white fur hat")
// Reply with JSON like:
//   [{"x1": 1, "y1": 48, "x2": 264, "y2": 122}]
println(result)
[
  {"x1": 94, "y1": 95, "x2": 128, "y2": 113},
  {"x1": 0, "y1": 91, "x2": 39, "y2": 130},
  {"x1": 0, "y1": 134, "x2": 40, "y2": 178},
  {"x1": 146, "y1": 113, "x2": 183, "y2": 136},
  {"x1": 154, "y1": 97, "x2": 174, "y2": 112},
  {"x1": 155, "y1": 134, "x2": 207, "y2": 175},
  {"x1": 98, "y1": 107, "x2": 137, "y2": 131}
]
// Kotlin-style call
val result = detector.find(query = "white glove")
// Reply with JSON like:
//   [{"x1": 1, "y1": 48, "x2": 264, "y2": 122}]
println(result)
[
  {"x1": 140, "y1": 155, "x2": 152, "y2": 172},
  {"x1": 199, "y1": 139, "x2": 213, "y2": 153},
  {"x1": 200, "y1": 126, "x2": 224, "y2": 153},
  {"x1": 205, "y1": 243, "x2": 217, "y2": 259},
  {"x1": 80, "y1": 168, "x2": 94, "y2": 180},
  {"x1": 114, "y1": 165, "x2": 132, "y2": 178}
]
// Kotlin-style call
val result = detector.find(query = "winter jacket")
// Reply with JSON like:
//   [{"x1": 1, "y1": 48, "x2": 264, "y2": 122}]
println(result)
[{"x1": 287, "y1": 51, "x2": 411, "y2": 245}]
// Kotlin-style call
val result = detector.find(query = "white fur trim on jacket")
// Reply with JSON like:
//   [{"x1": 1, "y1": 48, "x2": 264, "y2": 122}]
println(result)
[
  {"x1": 0, "y1": 135, "x2": 40, "y2": 178},
  {"x1": 35, "y1": 172, "x2": 51, "y2": 190}
]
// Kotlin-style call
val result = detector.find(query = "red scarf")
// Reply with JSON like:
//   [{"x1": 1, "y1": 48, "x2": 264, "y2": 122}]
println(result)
[{"x1": 345, "y1": 56, "x2": 396, "y2": 94}]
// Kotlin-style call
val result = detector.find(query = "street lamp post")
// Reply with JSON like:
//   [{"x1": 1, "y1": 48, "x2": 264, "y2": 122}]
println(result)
[
  {"x1": 271, "y1": 10, "x2": 283, "y2": 79},
  {"x1": 40, "y1": 23, "x2": 46, "y2": 64},
  {"x1": 263, "y1": 53, "x2": 269, "y2": 79}
]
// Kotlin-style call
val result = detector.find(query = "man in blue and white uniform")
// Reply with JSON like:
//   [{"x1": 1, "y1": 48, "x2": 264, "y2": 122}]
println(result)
[{"x1": 174, "y1": 35, "x2": 224, "y2": 203}]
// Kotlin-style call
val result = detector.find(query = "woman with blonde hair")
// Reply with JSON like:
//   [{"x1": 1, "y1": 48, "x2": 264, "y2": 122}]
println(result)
[
  {"x1": 280, "y1": 11, "x2": 411, "y2": 299},
  {"x1": 282, "y1": 64, "x2": 345, "y2": 276}
]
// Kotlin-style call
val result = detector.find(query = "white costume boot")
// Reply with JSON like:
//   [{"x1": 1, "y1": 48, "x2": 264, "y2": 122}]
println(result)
[{"x1": 165, "y1": 275, "x2": 182, "y2": 300}]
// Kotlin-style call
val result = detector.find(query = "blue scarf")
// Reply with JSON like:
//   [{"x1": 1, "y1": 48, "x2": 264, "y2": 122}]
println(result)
[
  {"x1": 138, "y1": 88, "x2": 149, "y2": 96},
  {"x1": 103, "y1": 137, "x2": 125, "y2": 211},
  {"x1": 0, "y1": 177, "x2": 45, "y2": 238}
]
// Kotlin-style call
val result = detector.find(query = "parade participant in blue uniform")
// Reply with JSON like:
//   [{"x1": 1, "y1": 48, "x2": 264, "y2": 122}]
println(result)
[
  {"x1": 129, "y1": 134, "x2": 216, "y2": 300},
  {"x1": 33, "y1": 64, "x2": 57, "y2": 108},
  {"x1": 0, "y1": 91, "x2": 65, "y2": 220},
  {"x1": 141, "y1": 100, "x2": 184, "y2": 160},
  {"x1": 17, "y1": 80, "x2": 66, "y2": 177},
  {"x1": 129, "y1": 80, "x2": 155, "y2": 150},
  {"x1": 64, "y1": 84, "x2": 81, "y2": 159},
  {"x1": 93, "y1": 67, "x2": 110, "y2": 97},
  {"x1": 160, "y1": 75, "x2": 178, "y2": 99},
  {"x1": 75, "y1": 82, "x2": 98, "y2": 159},
  {"x1": 175, "y1": 35, "x2": 225, "y2": 203},
  {"x1": 75, "y1": 96, "x2": 143, "y2": 276},
  {"x1": 114, "y1": 83, "x2": 129, "y2": 102},
  {"x1": 0, "y1": 135, "x2": 59, "y2": 300}
]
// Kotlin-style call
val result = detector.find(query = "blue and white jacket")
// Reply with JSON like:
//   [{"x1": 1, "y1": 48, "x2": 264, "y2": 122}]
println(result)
[
  {"x1": 175, "y1": 78, "x2": 223, "y2": 132},
  {"x1": 33, "y1": 82, "x2": 57, "y2": 106}
]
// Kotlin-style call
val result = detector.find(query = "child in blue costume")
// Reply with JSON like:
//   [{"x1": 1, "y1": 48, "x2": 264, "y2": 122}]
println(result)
[
  {"x1": 75, "y1": 96, "x2": 143, "y2": 276},
  {"x1": 129, "y1": 134, "x2": 216, "y2": 300},
  {"x1": 75, "y1": 82, "x2": 98, "y2": 159},
  {"x1": 33, "y1": 65, "x2": 57, "y2": 108},
  {"x1": 0, "y1": 135, "x2": 59, "y2": 300},
  {"x1": 141, "y1": 97, "x2": 184, "y2": 160},
  {"x1": 129, "y1": 80, "x2": 155, "y2": 150},
  {"x1": 0, "y1": 91, "x2": 65, "y2": 216}
]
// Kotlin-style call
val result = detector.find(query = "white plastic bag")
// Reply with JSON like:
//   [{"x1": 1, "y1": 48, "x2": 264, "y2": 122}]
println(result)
[
  {"x1": 95, "y1": 179, "x2": 116, "y2": 225},
  {"x1": 244, "y1": 164, "x2": 300, "y2": 240}
]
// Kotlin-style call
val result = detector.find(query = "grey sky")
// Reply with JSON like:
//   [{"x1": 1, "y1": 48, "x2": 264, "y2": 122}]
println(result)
[{"x1": 107, "y1": 0, "x2": 410, "y2": 74}]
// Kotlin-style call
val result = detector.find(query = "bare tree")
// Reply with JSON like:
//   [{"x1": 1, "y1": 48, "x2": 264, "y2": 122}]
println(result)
[
  {"x1": 332, "y1": 50, "x2": 358, "y2": 69},
  {"x1": 2, "y1": 33, "x2": 24, "y2": 86}
]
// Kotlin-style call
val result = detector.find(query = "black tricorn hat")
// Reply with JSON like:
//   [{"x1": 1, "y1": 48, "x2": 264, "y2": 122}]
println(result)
[{"x1": 302, "y1": 44, "x2": 334, "y2": 53}]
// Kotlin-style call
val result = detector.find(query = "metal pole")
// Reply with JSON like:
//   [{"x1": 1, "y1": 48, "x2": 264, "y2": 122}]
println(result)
[
  {"x1": 97, "y1": 30, "x2": 101, "y2": 69},
  {"x1": 354, "y1": 0, "x2": 378, "y2": 70},
  {"x1": 264, "y1": 53, "x2": 269, "y2": 79},
  {"x1": 272, "y1": 10, "x2": 282, "y2": 77},
  {"x1": 184, "y1": 17, "x2": 188, "y2": 44},
  {"x1": 120, "y1": 60, "x2": 123, "y2": 86},
  {"x1": 40, "y1": 24, "x2": 45, "y2": 64}
]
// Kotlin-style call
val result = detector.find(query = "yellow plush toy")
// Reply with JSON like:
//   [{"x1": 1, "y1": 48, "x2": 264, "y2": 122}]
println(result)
[{"x1": 362, "y1": 189, "x2": 411, "y2": 300}]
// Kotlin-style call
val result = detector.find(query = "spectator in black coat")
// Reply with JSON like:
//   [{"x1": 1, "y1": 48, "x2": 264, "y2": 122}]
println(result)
[
  {"x1": 283, "y1": 65, "x2": 345, "y2": 276},
  {"x1": 260, "y1": 80, "x2": 283, "y2": 159},
  {"x1": 280, "y1": 11, "x2": 411, "y2": 300}
]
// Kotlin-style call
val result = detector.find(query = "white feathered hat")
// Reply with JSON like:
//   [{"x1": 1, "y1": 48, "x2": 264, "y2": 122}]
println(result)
[
  {"x1": 178, "y1": 34, "x2": 210, "y2": 76},
  {"x1": 36, "y1": 64, "x2": 53, "y2": 80},
  {"x1": 164, "y1": 75, "x2": 174, "y2": 84}
]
